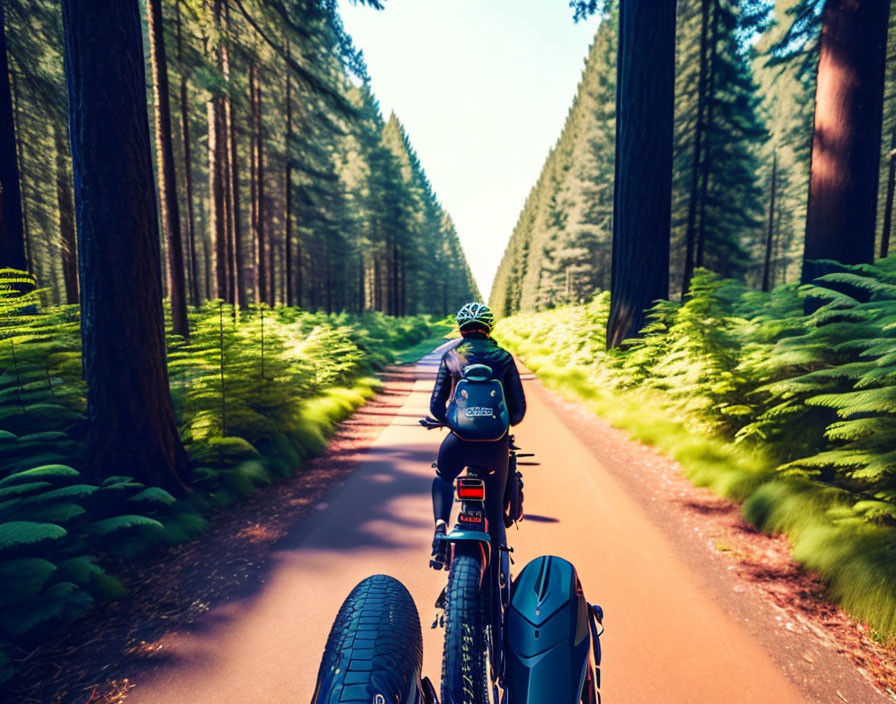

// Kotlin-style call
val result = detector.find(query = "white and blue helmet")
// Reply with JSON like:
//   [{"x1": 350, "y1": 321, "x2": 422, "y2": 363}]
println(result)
[{"x1": 456, "y1": 301, "x2": 496, "y2": 332}]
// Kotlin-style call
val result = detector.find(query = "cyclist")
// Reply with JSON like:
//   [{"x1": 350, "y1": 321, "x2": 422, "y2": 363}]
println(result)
[{"x1": 428, "y1": 301, "x2": 527, "y2": 569}]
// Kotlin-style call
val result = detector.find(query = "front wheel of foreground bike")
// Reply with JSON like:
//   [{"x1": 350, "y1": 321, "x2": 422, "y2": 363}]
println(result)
[
  {"x1": 441, "y1": 548, "x2": 492, "y2": 704},
  {"x1": 311, "y1": 574, "x2": 426, "y2": 703}
]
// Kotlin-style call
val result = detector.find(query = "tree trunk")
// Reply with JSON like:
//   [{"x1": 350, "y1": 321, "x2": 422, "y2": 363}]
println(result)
[
  {"x1": 249, "y1": 64, "x2": 258, "y2": 302},
  {"x1": 695, "y1": 0, "x2": 719, "y2": 271},
  {"x1": 222, "y1": 36, "x2": 245, "y2": 308},
  {"x1": 175, "y1": 0, "x2": 200, "y2": 307},
  {"x1": 325, "y1": 233, "x2": 333, "y2": 314},
  {"x1": 801, "y1": 0, "x2": 890, "y2": 284},
  {"x1": 9, "y1": 69, "x2": 32, "y2": 274},
  {"x1": 359, "y1": 257, "x2": 366, "y2": 312},
  {"x1": 60, "y1": 0, "x2": 190, "y2": 494},
  {"x1": 385, "y1": 234, "x2": 395, "y2": 315},
  {"x1": 180, "y1": 89, "x2": 200, "y2": 305},
  {"x1": 0, "y1": 2, "x2": 26, "y2": 271},
  {"x1": 762, "y1": 150, "x2": 778, "y2": 292},
  {"x1": 392, "y1": 242, "x2": 401, "y2": 315},
  {"x1": 203, "y1": 226, "x2": 213, "y2": 300},
  {"x1": 606, "y1": 0, "x2": 675, "y2": 348},
  {"x1": 295, "y1": 207, "x2": 303, "y2": 308},
  {"x1": 220, "y1": 91, "x2": 234, "y2": 306},
  {"x1": 211, "y1": 3, "x2": 231, "y2": 305},
  {"x1": 54, "y1": 121, "x2": 78, "y2": 304},
  {"x1": 399, "y1": 249, "x2": 407, "y2": 315},
  {"x1": 284, "y1": 44, "x2": 294, "y2": 307},
  {"x1": 880, "y1": 124, "x2": 896, "y2": 258},
  {"x1": 147, "y1": 0, "x2": 188, "y2": 337},
  {"x1": 267, "y1": 195, "x2": 275, "y2": 305},
  {"x1": 208, "y1": 98, "x2": 226, "y2": 301},
  {"x1": 681, "y1": 0, "x2": 710, "y2": 297},
  {"x1": 251, "y1": 63, "x2": 268, "y2": 305},
  {"x1": 226, "y1": 127, "x2": 238, "y2": 307}
]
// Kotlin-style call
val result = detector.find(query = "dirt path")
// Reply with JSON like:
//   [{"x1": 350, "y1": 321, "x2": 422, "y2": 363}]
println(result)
[
  {"x1": 9, "y1": 348, "x2": 889, "y2": 703},
  {"x1": 108, "y1": 349, "x2": 884, "y2": 704}
]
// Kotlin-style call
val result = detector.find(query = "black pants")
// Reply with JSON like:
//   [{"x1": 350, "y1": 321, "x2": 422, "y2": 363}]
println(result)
[{"x1": 432, "y1": 432, "x2": 510, "y2": 548}]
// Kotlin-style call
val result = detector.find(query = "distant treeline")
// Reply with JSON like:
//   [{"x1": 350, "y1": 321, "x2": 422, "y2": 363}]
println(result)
[
  {"x1": 492, "y1": 0, "x2": 896, "y2": 316},
  {"x1": 0, "y1": 0, "x2": 478, "y2": 321}
]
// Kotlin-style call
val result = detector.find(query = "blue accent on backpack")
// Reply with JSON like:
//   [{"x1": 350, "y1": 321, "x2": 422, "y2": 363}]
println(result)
[{"x1": 445, "y1": 363, "x2": 510, "y2": 441}]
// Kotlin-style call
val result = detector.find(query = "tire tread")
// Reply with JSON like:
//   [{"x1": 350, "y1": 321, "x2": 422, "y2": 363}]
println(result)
[{"x1": 313, "y1": 574, "x2": 423, "y2": 703}]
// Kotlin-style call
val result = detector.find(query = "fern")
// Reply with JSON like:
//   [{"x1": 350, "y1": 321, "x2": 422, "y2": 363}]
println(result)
[
  {"x1": 496, "y1": 258, "x2": 896, "y2": 514},
  {"x1": 0, "y1": 482, "x2": 53, "y2": 501},
  {"x1": 0, "y1": 521, "x2": 67, "y2": 550},
  {"x1": 127, "y1": 487, "x2": 177, "y2": 506},
  {"x1": 0, "y1": 277, "x2": 446, "y2": 678},
  {"x1": 5, "y1": 502, "x2": 86, "y2": 525},
  {"x1": 87, "y1": 515, "x2": 165, "y2": 536},
  {"x1": 0, "y1": 465, "x2": 81, "y2": 486},
  {"x1": 0, "y1": 558, "x2": 57, "y2": 603}
]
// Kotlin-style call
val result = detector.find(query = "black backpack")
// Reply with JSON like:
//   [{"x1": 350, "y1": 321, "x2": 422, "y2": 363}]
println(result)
[{"x1": 445, "y1": 364, "x2": 510, "y2": 442}]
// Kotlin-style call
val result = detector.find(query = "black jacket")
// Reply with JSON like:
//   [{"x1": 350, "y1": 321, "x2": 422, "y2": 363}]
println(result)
[{"x1": 430, "y1": 333, "x2": 527, "y2": 426}]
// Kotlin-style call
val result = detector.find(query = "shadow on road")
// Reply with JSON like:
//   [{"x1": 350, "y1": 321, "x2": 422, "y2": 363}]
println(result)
[
  {"x1": 523, "y1": 514, "x2": 560, "y2": 524},
  {"x1": 2, "y1": 361, "x2": 440, "y2": 704}
]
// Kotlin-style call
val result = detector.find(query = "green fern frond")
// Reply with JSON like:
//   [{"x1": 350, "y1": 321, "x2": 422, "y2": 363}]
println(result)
[
  {"x1": 0, "y1": 521, "x2": 67, "y2": 550},
  {"x1": 126, "y1": 487, "x2": 176, "y2": 506},
  {"x1": 825, "y1": 418, "x2": 882, "y2": 442},
  {"x1": 807, "y1": 389, "x2": 896, "y2": 417},
  {"x1": 0, "y1": 482, "x2": 53, "y2": 502},
  {"x1": 87, "y1": 515, "x2": 164, "y2": 536},
  {"x1": 814, "y1": 272, "x2": 896, "y2": 299},
  {"x1": 0, "y1": 465, "x2": 81, "y2": 487}
]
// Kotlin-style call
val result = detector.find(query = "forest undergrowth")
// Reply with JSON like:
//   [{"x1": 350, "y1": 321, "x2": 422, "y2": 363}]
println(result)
[
  {"x1": 0, "y1": 273, "x2": 447, "y2": 683},
  {"x1": 494, "y1": 262, "x2": 896, "y2": 645}
]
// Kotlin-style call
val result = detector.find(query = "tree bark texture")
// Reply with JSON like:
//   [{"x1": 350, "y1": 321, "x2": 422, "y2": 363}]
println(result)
[
  {"x1": 147, "y1": 0, "x2": 189, "y2": 337},
  {"x1": 180, "y1": 80, "x2": 200, "y2": 306},
  {"x1": 695, "y1": 0, "x2": 719, "y2": 270},
  {"x1": 221, "y1": 30, "x2": 244, "y2": 309},
  {"x1": 0, "y1": 2, "x2": 26, "y2": 271},
  {"x1": 208, "y1": 98, "x2": 226, "y2": 301},
  {"x1": 802, "y1": 0, "x2": 890, "y2": 283},
  {"x1": 250, "y1": 63, "x2": 268, "y2": 305},
  {"x1": 762, "y1": 150, "x2": 778, "y2": 292},
  {"x1": 681, "y1": 0, "x2": 710, "y2": 297},
  {"x1": 60, "y1": 0, "x2": 190, "y2": 494},
  {"x1": 606, "y1": 0, "x2": 675, "y2": 348},
  {"x1": 175, "y1": 0, "x2": 200, "y2": 307},
  {"x1": 880, "y1": 124, "x2": 896, "y2": 259},
  {"x1": 284, "y1": 64, "x2": 294, "y2": 306}
]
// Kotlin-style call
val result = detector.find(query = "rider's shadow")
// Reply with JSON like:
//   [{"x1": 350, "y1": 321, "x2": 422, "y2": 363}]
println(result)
[{"x1": 520, "y1": 514, "x2": 560, "y2": 524}]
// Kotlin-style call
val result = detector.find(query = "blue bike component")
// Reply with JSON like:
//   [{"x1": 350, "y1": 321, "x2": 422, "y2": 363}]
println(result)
[
  {"x1": 442, "y1": 528, "x2": 490, "y2": 543},
  {"x1": 504, "y1": 556, "x2": 600, "y2": 704}
]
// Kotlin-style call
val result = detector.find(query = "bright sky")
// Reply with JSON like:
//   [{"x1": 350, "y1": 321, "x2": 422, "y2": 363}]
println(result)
[{"x1": 338, "y1": 0, "x2": 602, "y2": 298}]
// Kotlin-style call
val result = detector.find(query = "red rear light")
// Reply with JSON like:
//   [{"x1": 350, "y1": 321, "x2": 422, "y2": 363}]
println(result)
[{"x1": 457, "y1": 479, "x2": 485, "y2": 501}]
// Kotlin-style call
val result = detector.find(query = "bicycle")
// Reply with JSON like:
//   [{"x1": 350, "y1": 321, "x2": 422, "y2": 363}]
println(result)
[{"x1": 420, "y1": 417, "x2": 531, "y2": 704}]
